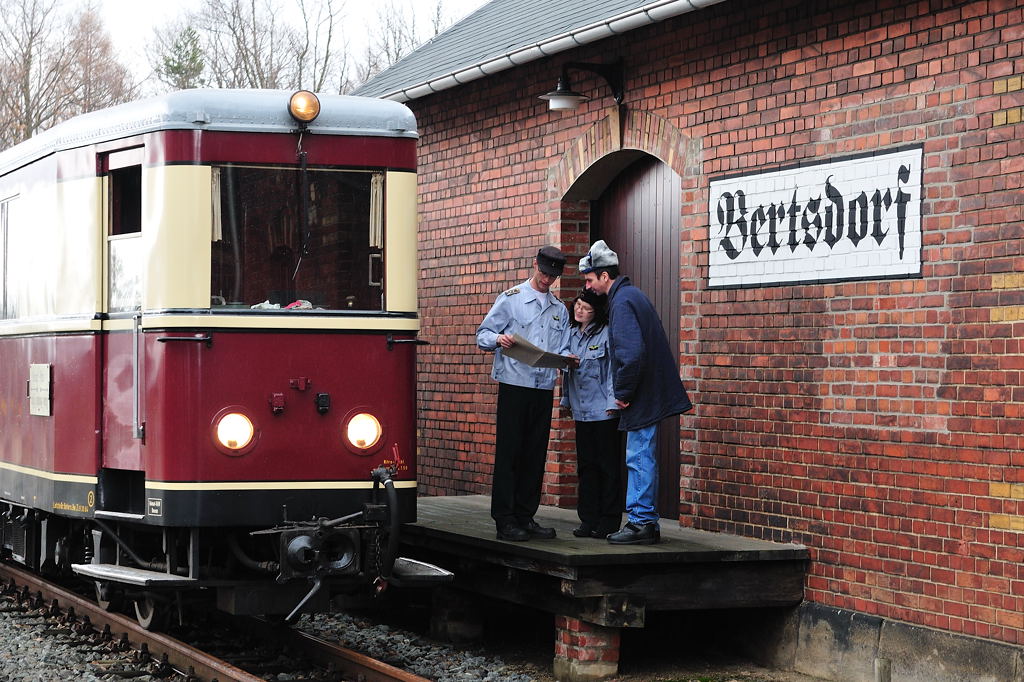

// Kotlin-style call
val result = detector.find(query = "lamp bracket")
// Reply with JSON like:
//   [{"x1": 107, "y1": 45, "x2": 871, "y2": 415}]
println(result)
[{"x1": 562, "y1": 60, "x2": 624, "y2": 105}]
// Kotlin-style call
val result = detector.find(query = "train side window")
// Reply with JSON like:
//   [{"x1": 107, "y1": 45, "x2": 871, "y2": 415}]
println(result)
[
  {"x1": 105, "y1": 149, "x2": 143, "y2": 313},
  {"x1": 109, "y1": 165, "x2": 141, "y2": 235},
  {"x1": 0, "y1": 196, "x2": 20, "y2": 320},
  {"x1": 1, "y1": 199, "x2": 8, "y2": 319}
]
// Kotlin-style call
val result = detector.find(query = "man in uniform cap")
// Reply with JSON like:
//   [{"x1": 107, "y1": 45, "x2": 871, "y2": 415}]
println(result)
[
  {"x1": 477, "y1": 246, "x2": 571, "y2": 541},
  {"x1": 580, "y1": 240, "x2": 693, "y2": 544}
]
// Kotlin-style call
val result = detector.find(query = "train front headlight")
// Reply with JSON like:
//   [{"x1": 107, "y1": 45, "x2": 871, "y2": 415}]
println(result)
[
  {"x1": 214, "y1": 411, "x2": 256, "y2": 452},
  {"x1": 345, "y1": 412, "x2": 382, "y2": 451}
]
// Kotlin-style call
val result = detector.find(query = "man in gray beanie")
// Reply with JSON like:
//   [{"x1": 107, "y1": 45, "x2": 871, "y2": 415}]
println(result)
[{"x1": 580, "y1": 240, "x2": 692, "y2": 544}]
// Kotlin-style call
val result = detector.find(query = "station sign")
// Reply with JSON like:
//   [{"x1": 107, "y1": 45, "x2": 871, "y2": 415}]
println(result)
[{"x1": 708, "y1": 146, "x2": 923, "y2": 288}]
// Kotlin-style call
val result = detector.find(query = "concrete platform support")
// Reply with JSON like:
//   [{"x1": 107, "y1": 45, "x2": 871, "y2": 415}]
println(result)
[
  {"x1": 553, "y1": 615, "x2": 621, "y2": 682},
  {"x1": 430, "y1": 587, "x2": 483, "y2": 644},
  {"x1": 791, "y1": 603, "x2": 1024, "y2": 682},
  {"x1": 735, "y1": 603, "x2": 1024, "y2": 682}
]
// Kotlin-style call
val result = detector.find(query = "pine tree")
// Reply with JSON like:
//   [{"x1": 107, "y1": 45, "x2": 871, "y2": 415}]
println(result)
[{"x1": 156, "y1": 26, "x2": 206, "y2": 90}]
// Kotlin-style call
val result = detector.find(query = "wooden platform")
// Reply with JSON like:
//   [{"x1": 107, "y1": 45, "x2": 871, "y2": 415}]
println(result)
[{"x1": 400, "y1": 495, "x2": 809, "y2": 628}]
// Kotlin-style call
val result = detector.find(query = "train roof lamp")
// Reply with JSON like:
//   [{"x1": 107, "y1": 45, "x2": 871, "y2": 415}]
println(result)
[
  {"x1": 288, "y1": 90, "x2": 321, "y2": 127},
  {"x1": 540, "y1": 60, "x2": 624, "y2": 111}
]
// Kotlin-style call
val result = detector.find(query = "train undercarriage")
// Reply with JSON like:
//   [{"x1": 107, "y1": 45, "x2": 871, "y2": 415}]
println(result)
[{"x1": 0, "y1": 475, "x2": 451, "y2": 629}]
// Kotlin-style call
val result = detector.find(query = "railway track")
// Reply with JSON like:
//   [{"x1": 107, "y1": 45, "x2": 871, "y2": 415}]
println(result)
[{"x1": 0, "y1": 561, "x2": 429, "y2": 682}]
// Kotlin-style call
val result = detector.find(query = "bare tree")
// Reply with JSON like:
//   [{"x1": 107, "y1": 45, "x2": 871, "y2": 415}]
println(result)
[
  {"x1": 356, "y1": 0, "x2": 452, "y2": 86},
  {"x1": 0, "y1": 0, "x2": 135, "y2": 151},
  {"x1": 148, "y1": 0, "x2": 352, "y2": 94},
  {"x1": 291, "y1": 0, "x2": 349, "y2": 92},
  {"x1": 144, "y1": 0, "x2": 463, "y2": 96},
  {"x1": 66, "y1": 2, "x2": 137, "y2": 114},
  {"x1": 0, "y1": 0, "x2": 75, "y2": 148},
  {"x1": 195, "y1": 0, "x2": 296, "y2": 89},
  {"x1": 371, "y1": 1, "x2": 420, "y2": 68}
]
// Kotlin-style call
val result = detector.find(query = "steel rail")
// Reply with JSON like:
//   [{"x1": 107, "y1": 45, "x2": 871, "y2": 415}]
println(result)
[
  {"x1": 246, "y1": 617, "x2": 431, "y2": 682},
  {"x1": 0, "y1": 561, "x2": 264, "y2": 682},
  {"x1": 0, "y1": 561, "x2": 429, "y2": 682}
]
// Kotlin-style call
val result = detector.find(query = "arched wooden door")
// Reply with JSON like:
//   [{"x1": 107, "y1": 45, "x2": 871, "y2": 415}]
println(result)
[{"x1": 593, "y1": 154, "x2": 681, "y2": 520}]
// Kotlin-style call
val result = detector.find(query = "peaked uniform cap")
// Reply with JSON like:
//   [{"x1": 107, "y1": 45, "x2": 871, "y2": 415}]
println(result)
[
  {"x1": 536, "y1": 245, "x2": 567, "y2": 276},
  {"x1": 578, "y1": 240, "x2": 618, "y2": 273}
]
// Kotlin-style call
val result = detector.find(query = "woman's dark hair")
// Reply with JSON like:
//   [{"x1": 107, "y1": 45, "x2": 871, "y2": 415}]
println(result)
[{"x1": 569, "y1": 288, "x2": 608, "y2": 331}]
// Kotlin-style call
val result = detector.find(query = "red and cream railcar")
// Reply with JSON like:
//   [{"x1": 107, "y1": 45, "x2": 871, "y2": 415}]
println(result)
[{"x1": 0, "y1": 89, "x2": 442, "y2": 625}]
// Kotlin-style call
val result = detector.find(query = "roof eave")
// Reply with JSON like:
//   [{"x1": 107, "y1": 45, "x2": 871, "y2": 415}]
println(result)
[{"x1": 376, "y1": 0, "x2": 728, "y2": 103}]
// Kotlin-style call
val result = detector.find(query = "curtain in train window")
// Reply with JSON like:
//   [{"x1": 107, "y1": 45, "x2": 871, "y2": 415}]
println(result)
[{"x1": 210, "y1": 166, "x2": 383, "y2": 311}]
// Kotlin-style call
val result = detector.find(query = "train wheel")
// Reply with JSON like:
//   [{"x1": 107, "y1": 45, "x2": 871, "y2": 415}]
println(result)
[
  {"x1": 94, "y1": 581, "x2": 122, "y2": 612},
  {"x1": 133, "y1": 595, "x2": 165, "y2": 631}
]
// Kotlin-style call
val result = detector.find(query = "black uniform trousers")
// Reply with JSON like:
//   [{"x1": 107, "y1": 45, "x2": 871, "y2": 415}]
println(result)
[
  {"x1": 574, "y1": 417, "x2": 623, "y2": 534},
  {"x1": 491, "y1": 382, "x2": 553, "y2": 528}
]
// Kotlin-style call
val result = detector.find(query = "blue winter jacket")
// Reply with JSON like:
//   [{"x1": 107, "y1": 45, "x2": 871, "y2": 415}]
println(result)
[{"x1": 607, "y1": 276, "x2": 692, "y2": 431}]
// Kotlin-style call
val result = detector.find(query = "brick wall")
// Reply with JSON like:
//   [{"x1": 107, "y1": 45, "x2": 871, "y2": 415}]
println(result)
[{"x1": 407, "y1": 0, "x2": 1024, "y2": 645}]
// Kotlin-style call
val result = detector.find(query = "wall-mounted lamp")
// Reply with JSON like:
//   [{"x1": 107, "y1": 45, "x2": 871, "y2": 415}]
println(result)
[{"x1": 539, "y1": 60, "x2": 624, "y2": 111}]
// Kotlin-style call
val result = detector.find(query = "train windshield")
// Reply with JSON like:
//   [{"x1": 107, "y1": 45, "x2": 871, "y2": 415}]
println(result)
[{"x1": 210, "y1": 166, "x2": 384, "y2": 311}]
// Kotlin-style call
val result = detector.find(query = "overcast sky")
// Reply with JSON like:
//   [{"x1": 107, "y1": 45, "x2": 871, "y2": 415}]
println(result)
[{"x1": 97, "y1": 0, "x2": 489, "y2": 84}]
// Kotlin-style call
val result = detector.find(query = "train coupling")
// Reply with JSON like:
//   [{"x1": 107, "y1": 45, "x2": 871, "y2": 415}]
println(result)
[{"x1": 277, "y1": 526, "x2": 361, "y2": 582}]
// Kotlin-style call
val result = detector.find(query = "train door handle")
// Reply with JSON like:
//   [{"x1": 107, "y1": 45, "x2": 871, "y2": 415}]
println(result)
[
  {"x1": 156, "y1": 334, "x2": 214, "y2": 348},
  {"x1": 385, "y1": 335, "x2": 429, "y2": 351}
]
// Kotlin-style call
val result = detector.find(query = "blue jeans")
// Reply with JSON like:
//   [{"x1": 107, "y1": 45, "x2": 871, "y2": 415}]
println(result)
[{"x1": 625, "y1": 424, "x2": 659, "y2": 526}]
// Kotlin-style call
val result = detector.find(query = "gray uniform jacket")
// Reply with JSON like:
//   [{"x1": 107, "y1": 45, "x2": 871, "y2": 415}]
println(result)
[
  {"x1": 476, "y1": 280, "x2": 570, "y2": 390},
  {"x1": 560, "y1": 324, "x2": 617, "y2": 421}
]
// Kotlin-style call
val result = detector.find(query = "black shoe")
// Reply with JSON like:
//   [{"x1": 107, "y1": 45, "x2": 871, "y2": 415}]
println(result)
[
  {"x1": 572, "y1": 524, "x2": 595, "y2": 538},
  {"x1": 607, "y1": 522, "x2": 660, "y2": 545},
  {"x1": 522, "y1": 520, "x2": 556, "y2": 539},
  {"x1": 496, "y1": 523, "x2": 529, "y2": 542}
]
